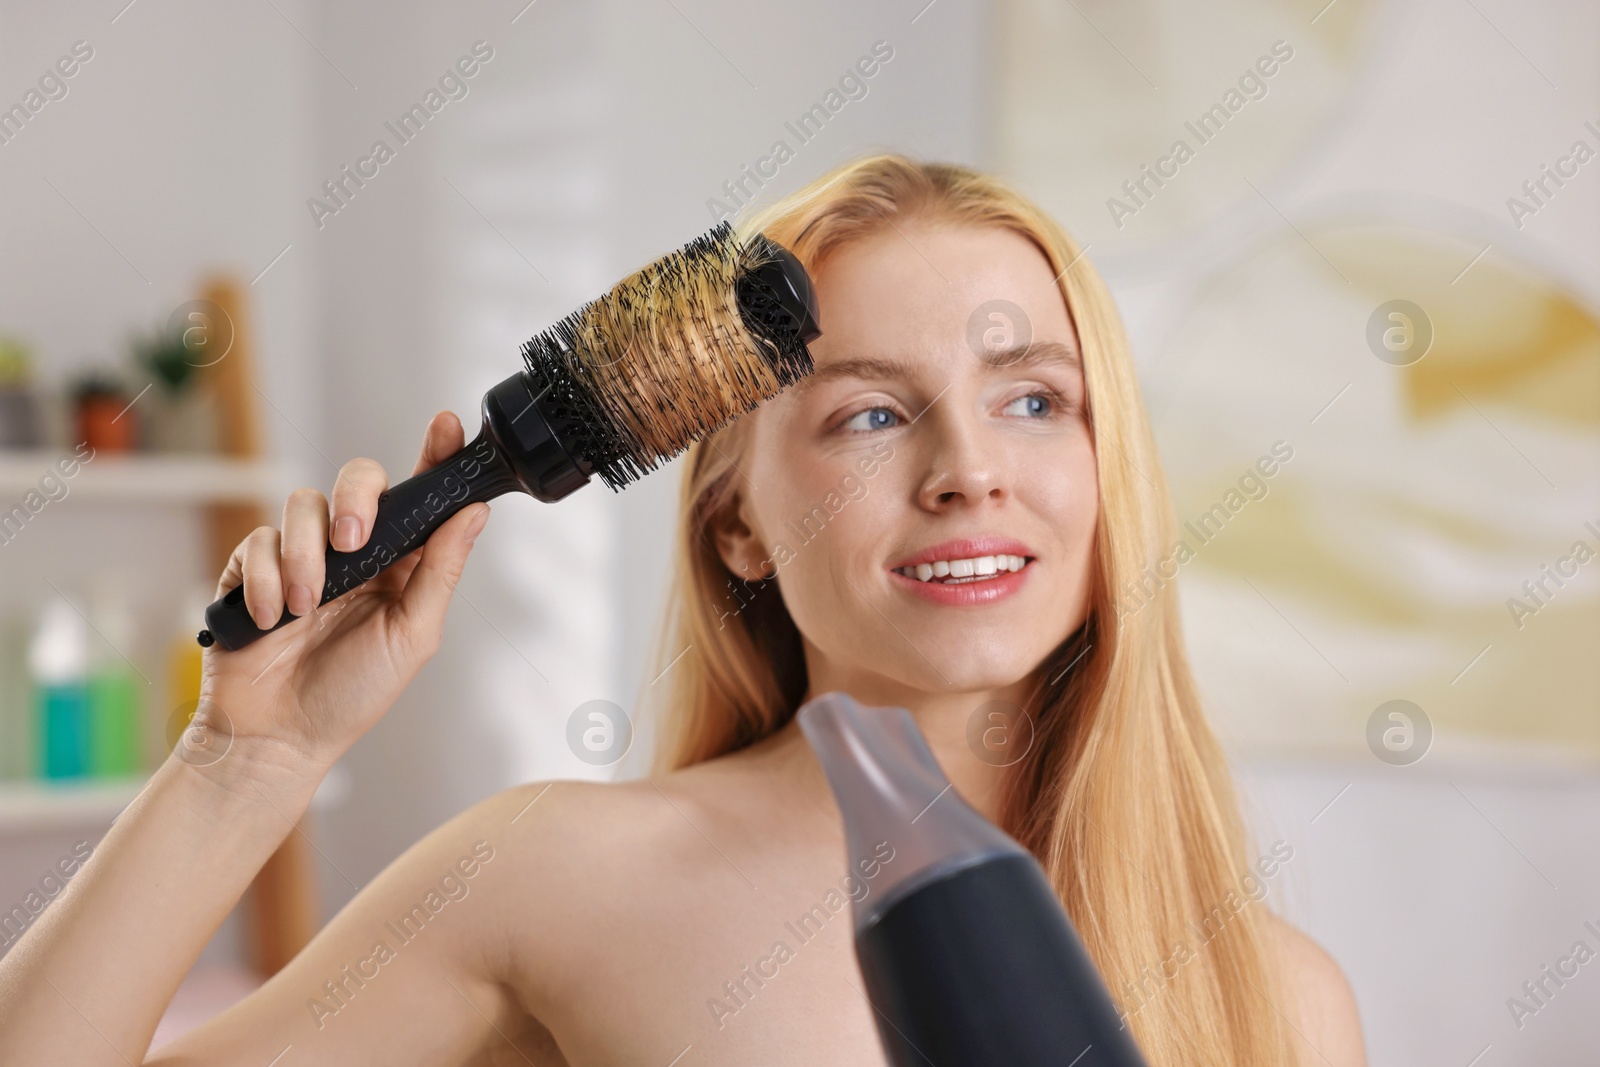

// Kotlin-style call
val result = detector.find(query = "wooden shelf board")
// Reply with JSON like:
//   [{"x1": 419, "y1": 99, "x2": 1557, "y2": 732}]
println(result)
[
  {"x1": 0, "y1": 777, "x2": 145, "y2": 833},
  {"x1": 0, "y1": 763, "x2": 348, "y2": 834},
  {"x1": 0, "y1": 451, "x2": 286, "y2": 504}
]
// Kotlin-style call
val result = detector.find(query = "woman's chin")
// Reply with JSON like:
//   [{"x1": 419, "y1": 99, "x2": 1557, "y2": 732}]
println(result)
[
  {"x1": 846, "y1": 656, "x2": 1043, "y2": 699},
  {"x1": 940, "y1": 662, "x2": 1041, "y2": 695}
]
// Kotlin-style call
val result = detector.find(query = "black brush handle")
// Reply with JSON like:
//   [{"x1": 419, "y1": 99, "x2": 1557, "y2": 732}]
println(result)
[
  {"x1": 200, "y1": 431, "x2": 520, "y2": 651},
  {"x1": 200, "y1": 370, "x2": 587, "y2": 652}
]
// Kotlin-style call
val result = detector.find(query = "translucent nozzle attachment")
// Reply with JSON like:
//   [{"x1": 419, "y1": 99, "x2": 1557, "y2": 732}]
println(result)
[{"x1": 796, "y1": 691, "x2": 1026, "y2": 933}]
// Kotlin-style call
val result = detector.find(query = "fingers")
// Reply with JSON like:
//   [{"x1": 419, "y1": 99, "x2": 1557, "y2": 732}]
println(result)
[
  {"x1": 326, "y1": 413, "x2": 461, "y2": 554},
  {"x1": 329, "y1": 458, "x2": 388, "y2": 553},
  {"x1": 392, "y1": 502, "x2": 490, "y2": 655},
  {"x1": 414, "y1": 410, "x2": 466, "y2": 476},
  {"x1": 216, "y1": 537, "x2": 245, "y2": 599},
  {"x1": 281, "y1": 488, "x2": 330, "y2": 616},
  {"x1": 215, "y1": 414, "x2": 467, "y2": 635},
  {"x1": 238, "y1": 525, "x2": 286, "y2": 630}
]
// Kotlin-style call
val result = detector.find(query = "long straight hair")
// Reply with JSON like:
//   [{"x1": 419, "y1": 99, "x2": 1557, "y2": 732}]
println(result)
[{"x1": 646, "y1": 155, "x2": 1298, "y2": 1066}]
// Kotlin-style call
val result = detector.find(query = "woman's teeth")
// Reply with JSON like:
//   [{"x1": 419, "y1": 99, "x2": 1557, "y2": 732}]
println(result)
[{"x1": 894, "y1": 555, "x2": 1029, "y2": 583}]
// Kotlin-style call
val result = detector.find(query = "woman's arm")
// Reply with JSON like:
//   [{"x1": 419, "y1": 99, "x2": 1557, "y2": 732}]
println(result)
[
  {"x1": 0, "y1": 743, "x2": 320, "y2": 1063},
  {"x1": 147, "y1": 781, "x2": 560, "y2": 1066},
  {"x1": 0, "y1": 411, "x2": 494, "y2": 1064}
]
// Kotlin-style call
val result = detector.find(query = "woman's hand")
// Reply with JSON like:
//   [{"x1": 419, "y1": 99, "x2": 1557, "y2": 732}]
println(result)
[{"x1": 196, "y1": 410, "x2": 489, "y2": 785}]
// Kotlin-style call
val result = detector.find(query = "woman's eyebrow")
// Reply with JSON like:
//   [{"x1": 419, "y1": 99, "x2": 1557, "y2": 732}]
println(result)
[
  {"x1": 979, "y1": 339, "x2": 1081, "y2": 371},
  {"x1": 792, "y1": 355, "x2": 922, "y2": 392},
  {"x1": 796, "y1": 341, "x2": 1081, "y2": 394}
]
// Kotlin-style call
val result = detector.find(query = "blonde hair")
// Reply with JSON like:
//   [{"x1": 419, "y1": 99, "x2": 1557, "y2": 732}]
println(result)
[{"x1": 647, "y1": 155, "x2": 1297, "y2": 1066}]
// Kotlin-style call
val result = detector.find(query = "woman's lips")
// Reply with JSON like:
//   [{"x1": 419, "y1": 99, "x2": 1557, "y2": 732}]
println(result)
[
  {"x1": 887, "y1": 559, "x2": 1033, "y2": 606},
  {"x1": 888, "y1": 537, "x2": 1036, "y2": 571}
]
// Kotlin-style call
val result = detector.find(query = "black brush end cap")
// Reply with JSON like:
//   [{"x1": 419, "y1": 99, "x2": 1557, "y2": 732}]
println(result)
[{"x1": 742, "y1": 245, "x2": 821, "y2": 344}]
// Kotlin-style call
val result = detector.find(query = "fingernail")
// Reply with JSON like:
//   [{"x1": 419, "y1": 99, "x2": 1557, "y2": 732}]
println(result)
[
  {"x1": 250, "y1": 603, "x2": 274, "y2": 630},
  {"x1": 288, "y1": 583, "x2": 313, "y2": 616},
  {"x1": 464, "y1": 505, "x2": 489, "y2": 544},
  {"x1": 334, "y1": 515, "x2": 360, "y2": 551}
]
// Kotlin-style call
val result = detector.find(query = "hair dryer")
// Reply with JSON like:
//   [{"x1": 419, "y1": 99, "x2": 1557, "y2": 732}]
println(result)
[{"x1": 797, "y1": 691, "x2": 1150, "y2": 1067}]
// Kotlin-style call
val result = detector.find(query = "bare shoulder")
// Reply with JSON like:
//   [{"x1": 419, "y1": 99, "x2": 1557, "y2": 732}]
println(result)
[
  {"x1": 1261, "y1": 912, "x2": 1367, "y2": 1067},
  {"x1": 456, "y1": 739, "x2": 813, "y2": 922},
  {"x1": 468, "y1": 746, "x2": 801, "y2": 882},
  {"x1": 454, "y1": 758, "x2": 792, "y2": 1023},
  {"x1": 464, "y1": 758, "x2": 765, "y2": 873},
  {"x1": 460, "y1": 756, "x2": 777, "y2": 907},
  {"x1": 463, "y1": 726, "x2": 815, "y2": 866},
  {"x1": 465, "y1": 775, "x2": 675, "y2": 849},
  {"x1": 457, "y1": 775, "x2": 694, "y2": 911}
]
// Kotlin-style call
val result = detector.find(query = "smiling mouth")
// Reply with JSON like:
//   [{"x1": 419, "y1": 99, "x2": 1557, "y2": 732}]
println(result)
[{"x1": 892, "y1": 554, "x2": 1032, "y2": 584}]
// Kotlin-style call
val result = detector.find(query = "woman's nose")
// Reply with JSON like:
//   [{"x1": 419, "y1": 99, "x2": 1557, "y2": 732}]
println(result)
[{"x1": 915, "y1": 414, "x2": 1008, "y2": 510}]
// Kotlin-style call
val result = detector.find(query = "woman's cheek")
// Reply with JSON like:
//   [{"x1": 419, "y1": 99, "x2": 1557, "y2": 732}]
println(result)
[
  {"x1": 782, "y1": 490, "x2": 885, "y2": 617},
  {"x1": 1027, "y1": 440, "x2": 1096, "y2": 526}
]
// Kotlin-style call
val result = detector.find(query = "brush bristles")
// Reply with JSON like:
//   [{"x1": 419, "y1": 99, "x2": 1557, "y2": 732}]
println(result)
[{"x1": 520, "y1": 222, "x2": 814, "y2": 491}]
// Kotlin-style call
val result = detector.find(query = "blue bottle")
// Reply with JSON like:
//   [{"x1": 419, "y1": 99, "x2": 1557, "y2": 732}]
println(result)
[{"x1": 30, "y1": 597, "x2": 90, "y2": 779}]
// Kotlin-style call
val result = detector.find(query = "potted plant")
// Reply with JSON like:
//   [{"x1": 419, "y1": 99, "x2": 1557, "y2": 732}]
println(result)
[
  {"x1": 70, "y1": 370, "x2": 137, "y2": 453},
  {"x1": 0, "y1": 336, "x2": 43, "y2": 450},
  {"x1": 133, "y1": 320, "x2": 218, "y2": 453}
]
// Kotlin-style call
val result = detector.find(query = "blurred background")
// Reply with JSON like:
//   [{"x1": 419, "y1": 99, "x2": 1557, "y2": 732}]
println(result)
[{"x1": 0, "y1": 0, "x2": 1595, "y2": 1060}]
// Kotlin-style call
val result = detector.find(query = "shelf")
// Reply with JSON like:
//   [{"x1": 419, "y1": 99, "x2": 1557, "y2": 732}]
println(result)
[
  {"x1": 0, "y1": 451, "x2": 287, "y2": 504},
  {"x1": 0, "y1": 763, "x2": 350, "y2": 834},
  {"x1": 0, "y1": 777, "x2": 145, "y2": 833}
]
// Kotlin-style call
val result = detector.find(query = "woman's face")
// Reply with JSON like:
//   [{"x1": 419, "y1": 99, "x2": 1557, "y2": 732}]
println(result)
[{"x1": 716, "y1": 222, "x2": 1098, "y2": 703}]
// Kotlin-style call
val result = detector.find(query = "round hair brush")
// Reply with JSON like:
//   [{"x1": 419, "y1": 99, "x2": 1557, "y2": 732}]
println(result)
[{"x1": 199, "y1": 222, "x2": 819, "y2": 651}]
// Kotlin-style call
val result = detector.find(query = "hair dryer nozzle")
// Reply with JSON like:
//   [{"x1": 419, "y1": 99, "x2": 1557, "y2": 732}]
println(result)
[{"x1": 796, "y1": 691, "x2": 1026, "y2": 934}]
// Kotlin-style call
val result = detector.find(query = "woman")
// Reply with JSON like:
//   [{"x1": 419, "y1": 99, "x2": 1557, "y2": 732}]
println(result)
[{"x1": 0, "y1": 156, "x2": 1365, "y2": 1065}]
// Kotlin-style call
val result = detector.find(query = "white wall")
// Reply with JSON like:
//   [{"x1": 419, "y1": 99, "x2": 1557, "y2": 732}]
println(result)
[
  {"x1": 303, "y1": 0, "x2": 993, "y2": 913},
  {"x1": 1239, "y1": 757, "x2": 1600, "y2": 1064}
]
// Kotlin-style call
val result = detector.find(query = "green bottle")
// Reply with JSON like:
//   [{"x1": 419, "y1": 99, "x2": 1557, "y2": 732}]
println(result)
[
  {"x1": 89, "y1": 672, "x2": 140, "y2": 776},
  {"x1": 88, "y1": 587, "x2": 143, "y2": 778}
]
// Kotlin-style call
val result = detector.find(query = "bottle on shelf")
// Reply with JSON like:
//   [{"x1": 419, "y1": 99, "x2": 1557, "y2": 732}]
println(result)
[
  {"x1": 30, "y1": 595, "x2": 90, "y2": 779},
  {"x1": 162, "y1": 584, "x2": 209, "y2": 759},
  {"x1": 88, "y1": 581, "x2": 143, "y2": 778}
]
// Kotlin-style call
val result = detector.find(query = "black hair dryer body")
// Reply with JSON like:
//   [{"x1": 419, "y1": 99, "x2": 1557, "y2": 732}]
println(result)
[{"x1": 797, "y1": 691, "x2": 1150, "y2": 1067}]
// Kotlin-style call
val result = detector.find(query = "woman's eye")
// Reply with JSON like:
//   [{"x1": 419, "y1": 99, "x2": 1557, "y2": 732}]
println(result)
[
  {"x1": 841, "y1": 406, "x2": 901, "y2": 433},
  {"x1": 1002, "y1": 391, "x2": 1059, "y2": 418}
]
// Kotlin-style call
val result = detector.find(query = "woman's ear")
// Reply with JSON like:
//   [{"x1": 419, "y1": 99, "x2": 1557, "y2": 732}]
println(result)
[{"x1": 711, "y1": 492, "x2": 774, "y2": 581}]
